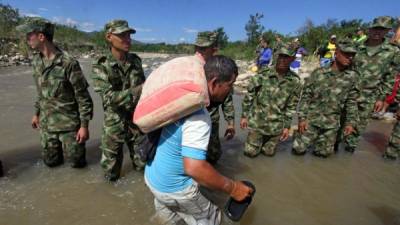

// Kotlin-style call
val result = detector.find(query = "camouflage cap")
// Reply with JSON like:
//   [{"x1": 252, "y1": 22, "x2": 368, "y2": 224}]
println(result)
[
  {"x1": 276, "y1": 45, "x2": 296, "y2": 57},
  {"x1": 370, "y1": 16, "x2": 393, "y2": 29},
  {"x1": 16, "y1": 17, "x2": 54, "y2": 36},
  {"x1": 337, "y1": 38, "x2": 357, "y2": 53},
  {"x1": 194, "y1": 31, "x2": 218, "y2": 47},
  {"x1": 105, "y1": 19, "x2": 136, "y2": 34}
]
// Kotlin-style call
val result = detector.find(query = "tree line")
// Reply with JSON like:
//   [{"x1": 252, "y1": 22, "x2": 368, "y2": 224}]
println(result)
[{"x1": 0, "y1": 3, "x2": 384, "y2": 60}]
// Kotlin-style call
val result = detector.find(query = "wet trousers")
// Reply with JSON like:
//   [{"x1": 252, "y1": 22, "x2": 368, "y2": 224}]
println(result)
[{"x1": 40, "y1": 130, "x2": 86, "y2": 168}]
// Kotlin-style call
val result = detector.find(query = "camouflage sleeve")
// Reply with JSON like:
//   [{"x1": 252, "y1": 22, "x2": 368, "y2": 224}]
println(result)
[
  {"x1": 130, "y1": 58, "x2": 146, "y2": 107},
  {"x1": 34, "y1": 98, "x2": 40, "y2": 116},
  {"x1": 221, "y1": 91, "x2": 235, "y2": 125},
  {"x1": 67, "y1": 60, "x2": 93, "y2": 128},
  {"x1": 379, "y1": 47, "x2": 400, "y2": 101},
  {"x1": 91, "y1": 63, "x2": 136, "y2": 112},
  {"x1": 297, "y1": 75, "x2": 314, "y2": 121},
  {"x1": 32, "y1": 56, "x2": 41, "y2": 116},
  {"x1": 241, "y1": 75, "x2": 260, "y2": 118},
  {"x1": 33, "y1": 76, "x2": 41, "y2": 116},
  {"x1": 283, "y1": 80, "x2": 302, "y2": 129},
  {"x1": 344, "y1": 77, "x2": 360, "y2": 127}
]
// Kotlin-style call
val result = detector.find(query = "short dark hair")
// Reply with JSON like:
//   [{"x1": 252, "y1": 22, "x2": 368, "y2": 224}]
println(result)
[
  {"x1": 40, "y1": 31, "x2": 54, "y2": 42},
  {"x1": 204, "y1": 55, "x2": 238, "y2": 83},
  {"x1": 261, "y1": 37, "x2": 269, "y2": 44}
]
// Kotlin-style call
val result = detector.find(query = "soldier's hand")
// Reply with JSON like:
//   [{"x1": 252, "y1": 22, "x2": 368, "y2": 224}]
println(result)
[
  {"x1": 230, "y1": 180, "x2": 253, "y2": 202},
  {"x1": 373, "y1": 100, "x2": 384, "y2": 112},
  {"x1": 76, "y1": 127, "x2": 89, "y2": 144},
  {"x1": 31, "y1": 115, "x2": 40, "y2": 129},
  {"x1": 224, "y1": 124, "x2": 235, "y2": 140},
  {"x1": 280, "y1": 128, "x2": 290, "y2": 141},
  {"x1": 240, "y1": 118, "x2": 248, "y2": 129},
  {"x1": 383, "y1": 101, "x2": 390, "y2": 112},
  {"x1": 298, "y1": 121, "x2": 308, "y2": 134},
  {"x1": 344, "y1": 125, "x2": 355, "y2": 136}
]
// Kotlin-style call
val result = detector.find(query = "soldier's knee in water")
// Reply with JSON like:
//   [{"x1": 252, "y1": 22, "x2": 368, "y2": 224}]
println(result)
[
  {"x1": 312, "y1": 151, "x2": 328, "y2": 158},
  {"x1": 44, "y1": 158, "x2": 64, "y2": 167},
  {"x1": 291, "y1": 148, "x2": 306, "y2": 156},
  {"x1": 70, "y1": 157, "x2": 87, "y2": 168},
  {"x1": 262, "y1": 149, "x2": 276, "y2": 157},
  {"x1": 244, "y1": 149, "x2": 259, "y2": 158},
  {"x1": 43, "y1": 148, "x2": 64, "y2": 167},
  {"x1": 344, "y1": 146, "x2": 355, "y2": 153}
]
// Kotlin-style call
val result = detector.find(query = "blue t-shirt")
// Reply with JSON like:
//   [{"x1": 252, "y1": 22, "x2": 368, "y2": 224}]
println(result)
[
  {"x1": 145, "y1": 108, "x2": 211, "y2": 193},
  {"x1": 257, "y1": 47, "x2": 272, "y2": 67},
  {"x1": 290, "y1": 47, "x2": 308, "y2": 69}
]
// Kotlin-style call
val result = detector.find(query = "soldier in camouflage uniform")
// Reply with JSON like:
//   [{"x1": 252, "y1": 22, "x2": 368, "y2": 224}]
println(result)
[
  {"x1": 17, "y1": 18, "x2": 93, "y2": 168},
  {"x1": 192, "y1": 31, "x2": 236, "y2": 164},
  {"x1": 342, "y1": 16, "x2": 400, "y2": 153},
  {"x1": 383, "y1": 19, "x2": 400, "y2": 160},
  {"x1": 91, "y1": 20, "x2": 146, "y2": 181},
  {"x1": 206, "y1": 91, "x2": 235, "y2": 164},
  {"x1": 293, "y1": 39, "x2": 360, "y2": 157},
  {"x1": 240, "y1": 46, "x2": 301, "y2": 157}
]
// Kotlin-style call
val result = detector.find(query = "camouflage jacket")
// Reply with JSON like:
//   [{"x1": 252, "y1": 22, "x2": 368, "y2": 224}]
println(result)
[
  {"x1": 207, "y1": 91, "x2": 234, "y2": 125},
  {"x1": 91, "y1": 52, "x2": 145, "y2": 127},
  {"x1": 354, "y1": 39, "x2": 400, "y2": 103},
  {"x1": 298, "y1": 67, "x2": 360, "y2": 129},
  {"x1": 242, "y1": 68, "x2": 301, "y2": 135},
  {"x1": 32, "y1": 48, "x2": 93, "y2": 132}
]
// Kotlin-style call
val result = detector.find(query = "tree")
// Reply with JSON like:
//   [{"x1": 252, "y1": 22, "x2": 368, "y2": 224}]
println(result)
[
  {"x1": 261, "y1": 29, "x2": 280, "y2": 46},
  {"x1": 0, "y1": 3, "x2": 21, "y2": 37},
  {"x1": 297, "y1": 18, "x2": 368, "y2": 53},
  {"x1": 245, "y1": 13, "x2": 264, "y2": 44},
  {"x1": 213, "y1": 27, "x2": 229, "y2": 49},
  {"x1": 90, "y1": 30, "x2": 108, "y2": 49},
  {"x1": 297, "y1": 18, "x2": 324, "y2": 53}
]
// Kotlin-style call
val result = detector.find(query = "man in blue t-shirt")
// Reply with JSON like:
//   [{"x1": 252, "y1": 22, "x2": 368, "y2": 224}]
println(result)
[
  {"x1": 145, "y1": 55, "x2": 253, "y2": 225},
  {"x1": 257, "y1": 36, "x2": 272, "y2": 68}
]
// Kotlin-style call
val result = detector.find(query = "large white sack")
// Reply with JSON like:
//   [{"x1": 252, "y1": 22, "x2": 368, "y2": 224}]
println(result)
[{"x1": 133, "y1": 55, "x2": 209, "y2": 133}]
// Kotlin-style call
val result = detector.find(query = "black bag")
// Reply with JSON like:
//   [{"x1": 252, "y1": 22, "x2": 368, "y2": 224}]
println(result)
[
  {"x1": 137, "y1": 129, "x2": 162, "y2": 162},
  {"x1": 224, "y1": 181, "x2": 256, "y2": 221}
]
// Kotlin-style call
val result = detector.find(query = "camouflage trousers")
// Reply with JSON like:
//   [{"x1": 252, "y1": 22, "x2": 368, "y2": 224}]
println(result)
[
  {"x1": 292, "y1": 124, "x2": 337, "y2": 157},
  {"x1": 100, "y1": 124, "x2": 145, "y2": 181},
  {"x1": 207, "y1": 122, "x2": 222, "y2": 164},
  {"x1": 342, "y1": 100, "x2": 375, "y2": 151},
  {"x1": 384, "y1": 121, "x2": 400, "y2": 159},
  {"x1": 244, "y1": 131, "x2": 280, "y2": 157},
  {"x1": 40, "y1": 130, "x2": 86, "y2": 168}
]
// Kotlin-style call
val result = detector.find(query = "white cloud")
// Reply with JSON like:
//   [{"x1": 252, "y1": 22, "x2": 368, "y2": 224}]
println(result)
[
  {"x1": 38, "y1": 8, "x2": 48, "y2": 11},
  {"x1": 136, "y1": 37, "x2": 158, "y2": 42},
  {"x1": 79, "y1": 22, "x2": 96, "y2": 32},
  {"x1": 51, "y1": 16, "x2": 97, "y2": 32},
  {"x1": 21, "y1": 12, "x2": 41, "y2": 17},
  {"x1": 135, "y1": 27, "x2": 153, "y2": 32},
  {"x1": 52, "y1": 16, "x2": 78, "y2": 26},
  {"x1": 179, "y1": 37, "x2": 186, "y2": 42},
  {"x1": 65, "y1": 18, "x2": 78, "y2": 26},
  {"x1": 183, "y1": 27, "x2": 198, "y2": 33}
]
